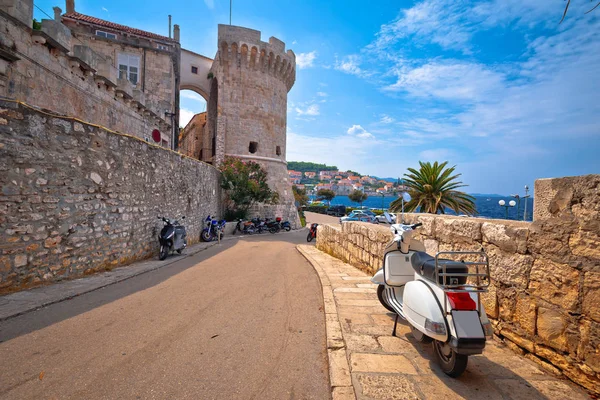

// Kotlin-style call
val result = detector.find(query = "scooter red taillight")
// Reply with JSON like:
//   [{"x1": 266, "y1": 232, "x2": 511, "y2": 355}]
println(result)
[{"x1": 447, "y1": 292, "x2": 477, "y2": 310}]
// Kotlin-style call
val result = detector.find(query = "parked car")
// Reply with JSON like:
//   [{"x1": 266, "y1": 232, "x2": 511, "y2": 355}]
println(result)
[
  {"x1": 326, "y1": 205, "x2": 347, "y2": 217},
  {"x1": 376, "y1": 212, "x2": 397, "y2": 223},
  {"x1": 340, "y1": 211, "x2": 379, "y2": 224}
]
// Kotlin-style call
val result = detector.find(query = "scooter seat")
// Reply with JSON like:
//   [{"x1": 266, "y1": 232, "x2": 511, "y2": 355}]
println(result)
[{"x1": 411, "y1": 252, "x2": 468, "y2": 285}]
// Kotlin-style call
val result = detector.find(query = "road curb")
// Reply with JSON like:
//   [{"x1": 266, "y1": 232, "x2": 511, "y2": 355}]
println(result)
[
  {"x1": 297, "y1": 245, "x2": 356, "y2": 400},
  {"x1": 0, "y1": 241, "x2": 219, "y2": 322}
]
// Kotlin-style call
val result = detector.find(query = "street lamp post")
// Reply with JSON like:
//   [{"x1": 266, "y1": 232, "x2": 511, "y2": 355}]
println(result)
[
  {"x1": 511, "y1": 185, "x2": 532, "y2": 221},
  {"x1": 498, "y1": 199, "x2": 516, "y2": 219}
]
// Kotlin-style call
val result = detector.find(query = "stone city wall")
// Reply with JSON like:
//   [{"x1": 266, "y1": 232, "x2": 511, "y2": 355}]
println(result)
[
  {"x1": 316, "y1": 174, "x2": 600, "y2": 394},
  {"x1": 0, "y1": 100, "x2": 221, "y2": 294},
  {"x1": 0, "y1": 8, "x2": 172, "y2": 144}
]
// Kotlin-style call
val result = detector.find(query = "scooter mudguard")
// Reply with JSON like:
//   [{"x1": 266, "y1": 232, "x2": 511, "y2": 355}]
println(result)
[
  {"x1": 371, "y1": 269, "x2": 385, "y2": 285},
  {"x1": 403, "y1": 280, "x2": 448, "y2": 342}
]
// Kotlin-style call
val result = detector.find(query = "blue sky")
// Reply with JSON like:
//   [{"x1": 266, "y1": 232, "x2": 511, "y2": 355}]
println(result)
[{"x1": 34, "y1": 0, "x2": 599, "y2": 194}]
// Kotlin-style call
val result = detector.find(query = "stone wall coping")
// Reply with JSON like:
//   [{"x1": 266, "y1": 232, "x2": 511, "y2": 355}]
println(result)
[{"x1": 403, "y1": 212, "x2": 531, "y2": 228}]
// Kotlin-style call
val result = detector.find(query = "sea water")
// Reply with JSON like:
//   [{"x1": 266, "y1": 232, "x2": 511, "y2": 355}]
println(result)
[{"x1": 308, "y1": 195, "x2": 534, "y2": 221}]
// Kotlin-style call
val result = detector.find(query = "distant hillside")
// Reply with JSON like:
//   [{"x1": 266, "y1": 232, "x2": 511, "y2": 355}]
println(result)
[{"x1": 287, "y1": 161, "x2": 338, "y2": 173}]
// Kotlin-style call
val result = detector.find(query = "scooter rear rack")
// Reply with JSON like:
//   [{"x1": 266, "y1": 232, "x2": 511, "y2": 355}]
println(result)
[{"x1": 434, "y1": 251, "x2": 491, "y2": 315}]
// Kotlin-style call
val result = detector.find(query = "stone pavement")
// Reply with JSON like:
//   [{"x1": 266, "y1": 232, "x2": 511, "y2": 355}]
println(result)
[
  {"x1": 0, "y1": 240, "x2": 219, "y2": 321},
  {"x1": 297, "y1": 245, "x2": 591, "y2": 400}
]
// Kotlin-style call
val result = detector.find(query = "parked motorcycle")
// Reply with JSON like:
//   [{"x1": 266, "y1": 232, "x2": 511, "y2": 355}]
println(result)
[
  {"x1": 201, "y1": 215, "x2": 226, "y2": 242},
  {"x1": 280, "y1": 220, "x2": 292, "y2": 231},
  {"x1": 371, "y1": 194, "x2": 493, "y2": 377},
  {"x1": 234, "y1": 219, "x2": 256, "y2": 235},
  {"x1": 307, "y1": 223, "x2": 318, "y2": 242},
  {"x1": 157, "y1": 216, "x2": 187, "y2": 260},
  {"x1": 267, "y1": 217, "x2": 281, "y2": 234}
]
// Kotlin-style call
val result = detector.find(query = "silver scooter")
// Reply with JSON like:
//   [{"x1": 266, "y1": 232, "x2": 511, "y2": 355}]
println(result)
[{"x1": 371, "y1": 194, "x2": 493, "y2": 377}]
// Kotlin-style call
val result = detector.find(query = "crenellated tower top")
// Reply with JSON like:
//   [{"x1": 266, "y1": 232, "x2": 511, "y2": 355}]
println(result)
[{"x1": 215, "y1": 24, "x2": 296, "y2": 91}]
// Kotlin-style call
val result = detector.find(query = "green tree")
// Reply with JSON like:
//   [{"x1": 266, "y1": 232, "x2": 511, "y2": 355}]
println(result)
[
  {"x1": 219, "y1": 157, "x2": 278, "y2": 220},
  {"x1": 316, "y1": 188, "x2": 336, "y2": 205},
  {"x1": 292, "y1": 185, "x2": 309, "y2": 208},
  {"x1": 390, "y1": 161, "x2": 476, "y2": 216},
  {"x1": 348, "y1": 190, "x2": 368, "y2": 207}
]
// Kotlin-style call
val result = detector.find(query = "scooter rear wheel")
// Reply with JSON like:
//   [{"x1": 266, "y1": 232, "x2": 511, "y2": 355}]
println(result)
[
  {"x1": 433, "y1": 340, "x2": 468, "y2": 377},
  {"x1": 307, "y1": 232, "x2": 314, "y2": 242},
  {"x1": 376, "y1": 285, "x2": 395, "y2": 313}
]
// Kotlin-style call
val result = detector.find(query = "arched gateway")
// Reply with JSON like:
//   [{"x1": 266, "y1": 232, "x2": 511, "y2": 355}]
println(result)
[{"x1": 178, "y1": 25, "x2": 299, "y2": 228}]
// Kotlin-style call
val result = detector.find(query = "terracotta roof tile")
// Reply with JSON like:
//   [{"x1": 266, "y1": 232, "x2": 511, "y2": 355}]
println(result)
[{"x1": 62, "y1": 12, "x2": 176, "y2": 43}]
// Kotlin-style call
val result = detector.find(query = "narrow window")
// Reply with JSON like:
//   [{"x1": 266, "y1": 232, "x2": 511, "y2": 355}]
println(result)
[
  {"x1": 249, "y1": 141, "x2": 258, "y2": 154},
  {"x1": 157, "y1": 44, "x2": 169, "y2": 51},
  {"x1": 191, "y1": 66, "x2": 198, "y2": 74},
  {"x1": 276, "y1": 146, "x2": 281, "y2": 156},
  {"x1": 118, "y1": 53, "x2": 140, "y2": 85},
  {"x1": 96, "y1": 30, "x2": 116, "y2": 39}
]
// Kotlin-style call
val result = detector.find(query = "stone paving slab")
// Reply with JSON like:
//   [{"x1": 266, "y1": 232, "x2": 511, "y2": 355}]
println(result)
[
  {"x1": 297, "y1": 244, "x2": 592, "y2": 400},
  {"x1": 0, "y1": 240, "x2": 218, "y2": 321}
]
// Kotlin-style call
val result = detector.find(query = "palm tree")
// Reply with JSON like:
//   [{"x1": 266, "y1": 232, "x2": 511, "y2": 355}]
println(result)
[{"x1": 390, "y1": 161, "x2": 476, "y2": 215}]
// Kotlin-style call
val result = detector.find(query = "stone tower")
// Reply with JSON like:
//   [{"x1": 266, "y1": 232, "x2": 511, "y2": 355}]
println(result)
[{"x1": 207, "y1": 25, "x2": 299, "y2": 226}]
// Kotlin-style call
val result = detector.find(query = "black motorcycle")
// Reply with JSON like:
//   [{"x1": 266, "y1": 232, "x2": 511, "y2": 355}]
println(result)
[
  {"x1": 158, "y1": 216, "x2": 187, "y2": 260},
  {"x1": 266, "y1": 218, "x2": 281, "y2": 234}
]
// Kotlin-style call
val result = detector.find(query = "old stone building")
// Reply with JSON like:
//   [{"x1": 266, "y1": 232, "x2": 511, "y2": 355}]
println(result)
[
  {"x1": 179, "y1": 112, "x2": 207, "y2": 159},
  {"x1": 60, "y1": 0, "x2": 181, "y2": 146},
  {"x1": 0, "y1": 0, "x2": 176, "y2": 145}
]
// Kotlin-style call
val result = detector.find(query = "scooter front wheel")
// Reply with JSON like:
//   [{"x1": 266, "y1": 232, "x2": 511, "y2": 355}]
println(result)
[
  {"x1": 376, "y1": 285, "x2": 395, "y2": 313},
  {"x1": 433, "y1": 340, "x2": 468, "y2": 378},
  {"x1": 307, "y1": 232, "x2": 314, "y2": 242},
  {"x1": 201, "y1": 230, "x2": 211, "y2": 242},
  {"x1": 159, "y1": 245, "x2": 169, "y2": 260}
]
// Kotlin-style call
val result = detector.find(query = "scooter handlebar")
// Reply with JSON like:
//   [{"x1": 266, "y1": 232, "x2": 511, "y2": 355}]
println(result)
[{"x1": 411, "y1": 222, "x2": 423, "y2": 229}]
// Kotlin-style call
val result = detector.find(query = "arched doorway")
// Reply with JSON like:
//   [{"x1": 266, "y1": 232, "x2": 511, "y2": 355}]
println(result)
[{"x1": 179, "y1": 88, "x2": 207, "y2": 160}]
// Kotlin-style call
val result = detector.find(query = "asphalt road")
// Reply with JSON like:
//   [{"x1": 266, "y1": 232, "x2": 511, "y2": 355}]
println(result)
[{"x1": 0, "y1": 230, "x2": 330, "y2": 400}]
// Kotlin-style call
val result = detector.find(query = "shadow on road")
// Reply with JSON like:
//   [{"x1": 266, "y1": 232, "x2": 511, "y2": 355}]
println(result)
[{"x1": 0, "y1": 230, "x2": 307, "y2": 343}]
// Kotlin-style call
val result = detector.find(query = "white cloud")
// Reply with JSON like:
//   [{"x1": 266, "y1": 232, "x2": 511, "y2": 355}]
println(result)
[
  {"x1": 179, "y1": 108, "x2": 195, "y2": 128},
  {"x1": 296, "y1": 51, "x2": 317, "y2": 69},
  {"x1": 347, "y1": 125, "x2": 374, "y2": 138},
  {"x1": 317, "y1": 91, "x2": 328, "y2": 97},
  {"x1": 295, "y1": 104, "x2": 320, "y2": 116},
  {"x1": 335, "y1": 55, "x2": 369, "y2": 77},
  {"x1": 386, "y1": 61, "x2": 505, "y2": 102},
  {"x1": 101, "y1": 7, "x2": 109, "y2": 12},
  {"x1": 380, "y1": 115, "x2": 395, "y2": 124},
  {"x1": 292, "y1": 40, "x2": 297, "y2": 45},
  {"x1": 204, "y1": 0, "x2": 214, "y2": 9}
]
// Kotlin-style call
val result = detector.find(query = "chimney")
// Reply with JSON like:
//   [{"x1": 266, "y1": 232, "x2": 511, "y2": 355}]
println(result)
[
  {"x1": 53, "y1": 6, "x2": 62, "y2": 20},
  {"x1": 168, "y1": 15, "x2": 172, "y2": 38},
  {"x1": 66, "y1": 0, "x2": 75, "y2": 14},
  {"x1": 173, "y1": 24, "x2": 180, "y2": 42}
]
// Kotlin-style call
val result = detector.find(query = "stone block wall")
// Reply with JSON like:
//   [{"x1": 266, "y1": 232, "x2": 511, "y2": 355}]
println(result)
[
  {"x1": 316, "y1": 174, "x2": 600, "y2": 394},
  {"x1": 0, "y1": 100, "x2": 221, "y2": 294}
]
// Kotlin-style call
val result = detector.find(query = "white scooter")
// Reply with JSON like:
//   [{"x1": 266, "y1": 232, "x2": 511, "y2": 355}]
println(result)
[{"x1": 371, "y1": 194, "x2": 493, "y2": 377}]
